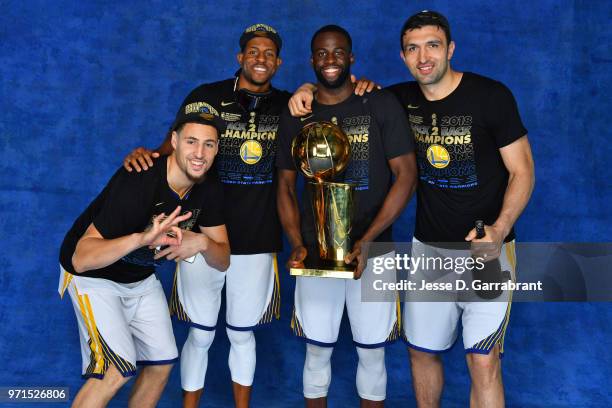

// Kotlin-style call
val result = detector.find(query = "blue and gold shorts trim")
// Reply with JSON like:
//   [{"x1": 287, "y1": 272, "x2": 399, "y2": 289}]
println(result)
[
  {"x1": 256, "y1": 256, "x2": 281, "y2": 326},
  {"x1": 169, "y1": 268, "x2": 192, "y2": 324},
  {"x1": 466, "y1": 242, "x2": 516, "y2": 356},
  {"x1": 76, "y1": 292, "x2": 136, "y2": 379}
]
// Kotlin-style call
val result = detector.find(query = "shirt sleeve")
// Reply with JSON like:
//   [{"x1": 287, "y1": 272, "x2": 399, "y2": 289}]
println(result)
[
  {"x1": 384, "y1": 83, "x2": 403, "y2": 102},
  {"x1": 371, "y1": 90, "x2": 415, "y2": 159},
  {"x1": 197, "y1": 178, "x2": 225, "y2": 227},
  {"x1": 275, "y1": 108, "x2": 298, "y2": 170},
  {"x1": 92, "y1": 169, "x2": 149, "y2": 239},
  {"x1": 484, "y1": 81, "x2": 528, "y2": 148}
]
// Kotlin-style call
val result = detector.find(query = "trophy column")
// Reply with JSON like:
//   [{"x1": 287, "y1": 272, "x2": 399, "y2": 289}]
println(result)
[{"x1": 290, "y1": 121, "x2": 355, "y2": 279}]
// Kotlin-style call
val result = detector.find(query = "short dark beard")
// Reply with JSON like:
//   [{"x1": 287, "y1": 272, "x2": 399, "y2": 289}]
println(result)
[
  {"x1": 186, "y1": 171, "x2": 207, "y2": 185},
  {"x1": 175, "y1": 150, "x2": 208, "y2": 185},
  {"x1": 314, "y1": 66, "x2": 351, "y2": 89},
  {"x1": 241, "y1": 68, "x2": 270, "y2": 87},
  {"x1": 417, "y1": 63, "x2": 448, "y2": 86}
]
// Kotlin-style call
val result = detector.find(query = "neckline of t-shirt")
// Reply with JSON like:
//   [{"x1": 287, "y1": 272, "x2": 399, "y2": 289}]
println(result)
[
  {"x1": 312, "y1": 93, "x2": 359, "y2": 112},
  {"x1": 160, "y1": 155, "x2": 188, "y2": 200},
  {"x1": 418, "y1": 72, "x2": 472, "y2": 104},
  {"x1": 232, "y1": 76, "x2": 281, "y2": 98}
]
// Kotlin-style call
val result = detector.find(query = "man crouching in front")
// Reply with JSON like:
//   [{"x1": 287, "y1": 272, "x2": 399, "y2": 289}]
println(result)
[{"x1": 58, "y1": 108, "x2": 230, "y2": 407}]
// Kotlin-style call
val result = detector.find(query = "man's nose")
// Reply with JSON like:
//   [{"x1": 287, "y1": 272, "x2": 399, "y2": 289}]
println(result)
[{"x1": 418, "y1": 48, "x2": 428, "y2": 63}]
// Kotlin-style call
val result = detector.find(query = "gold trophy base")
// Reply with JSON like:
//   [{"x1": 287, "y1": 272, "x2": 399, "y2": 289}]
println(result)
[
  {"x1": 290, "y1": 254, "x2": 355, "y2": 279},
  {"x1": 290, "y1": 266, "x2": 355, "y2": 279}
]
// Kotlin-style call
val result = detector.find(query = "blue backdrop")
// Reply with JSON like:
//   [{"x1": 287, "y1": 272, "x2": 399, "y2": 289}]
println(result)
[{"x1": 1, "y1": 0, "x2": 611, "y2": 406}]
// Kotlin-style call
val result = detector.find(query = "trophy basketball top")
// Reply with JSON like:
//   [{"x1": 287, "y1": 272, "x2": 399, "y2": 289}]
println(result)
[{"x1": 291, "y1": 121, "x2": 351, "y2": 182}]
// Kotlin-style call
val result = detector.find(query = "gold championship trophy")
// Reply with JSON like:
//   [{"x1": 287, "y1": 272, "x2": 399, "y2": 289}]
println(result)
[{"x1": 290, "y1": 121, "x2": 356, "y2": 279}]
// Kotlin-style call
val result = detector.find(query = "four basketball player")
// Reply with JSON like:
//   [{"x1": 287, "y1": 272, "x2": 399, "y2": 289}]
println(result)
[{"x1": 61, "y1": 11, "x2": 534, "y2": 408}]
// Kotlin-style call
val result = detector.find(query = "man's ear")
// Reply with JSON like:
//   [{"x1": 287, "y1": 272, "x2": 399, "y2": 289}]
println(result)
[
  {"x1": 447, "y1": 41, "x2": 456, "y2": 61},
  {"x1": 171, "y1": 131, "x2": 178, "y2": 150}
]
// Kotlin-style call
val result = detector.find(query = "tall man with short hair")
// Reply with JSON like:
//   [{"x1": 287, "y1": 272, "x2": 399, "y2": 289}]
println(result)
[
  {"x1": 59, "y1": 111, "x2": 229, "y2": 408},
  {"x1": 276, "y1": 25, "x2": 417, "y2": 407},
  {"x1": 388, "y1": 11, "x2": 535, "y2": 408}
]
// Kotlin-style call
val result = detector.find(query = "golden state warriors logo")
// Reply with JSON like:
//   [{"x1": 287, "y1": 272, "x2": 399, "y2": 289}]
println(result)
[
  {"x1": 240, "y1": 140, "x2": 263, "y2": 164},
  {"x1": 426, "y1": 144, "x2": 450, "y2": 168}
]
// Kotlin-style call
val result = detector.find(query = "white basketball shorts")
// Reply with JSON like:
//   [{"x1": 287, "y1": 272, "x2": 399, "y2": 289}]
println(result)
[
  {"x1": 291, "y1": 251, "x2": 401, "y2": 348},
  {"x1": 170, "y1": 253, "x2": 280, "y2": 331},
  {"x1": 403, "y1": 240, "x2": 516, "y2": 355},
  {"x1": 59, "y1": 268, "x2": 178, "y2": 379}
]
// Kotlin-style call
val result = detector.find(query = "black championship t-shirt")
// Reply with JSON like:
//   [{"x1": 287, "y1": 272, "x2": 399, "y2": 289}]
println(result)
[
  {"x1": 276, "y1": 90, "x2": 415, "y2": 252},
  {"x1": 177, "y1": 77, "x2": 290, "y2": 254},
  {"x1": 387, "y1": 72, "x2": 527, "y2": 244},
  {"x1": 59, "y1": 156, "x2": 224, "y2": 283}
]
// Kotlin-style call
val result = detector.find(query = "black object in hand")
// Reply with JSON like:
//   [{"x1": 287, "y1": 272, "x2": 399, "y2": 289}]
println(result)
[
  {"x1": 475, "y1": 220, "x2": 485, "y2": 239},
  {"x1": 472, "y1": 220, "x2": 505, "y2": 300}
]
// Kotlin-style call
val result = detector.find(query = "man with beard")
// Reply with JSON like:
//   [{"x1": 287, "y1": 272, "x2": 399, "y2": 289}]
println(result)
[
  {"x1": 287, "y1": 11, "x2": 535, "y2": 408},
  {"x1": 59, "y1": 111, "x2": 229, "y2": 408},
  {"x1": 389, "y1": 11, "x2": 534, "y2": 408},
  {"x1": 276, "y1": 25, "x2": 417, "y2": 407}
]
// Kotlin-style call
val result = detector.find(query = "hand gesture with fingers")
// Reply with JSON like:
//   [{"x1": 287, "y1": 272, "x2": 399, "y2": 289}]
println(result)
[{"x1": 141, "y1": 206, "x2": 192, "y2": 248}]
